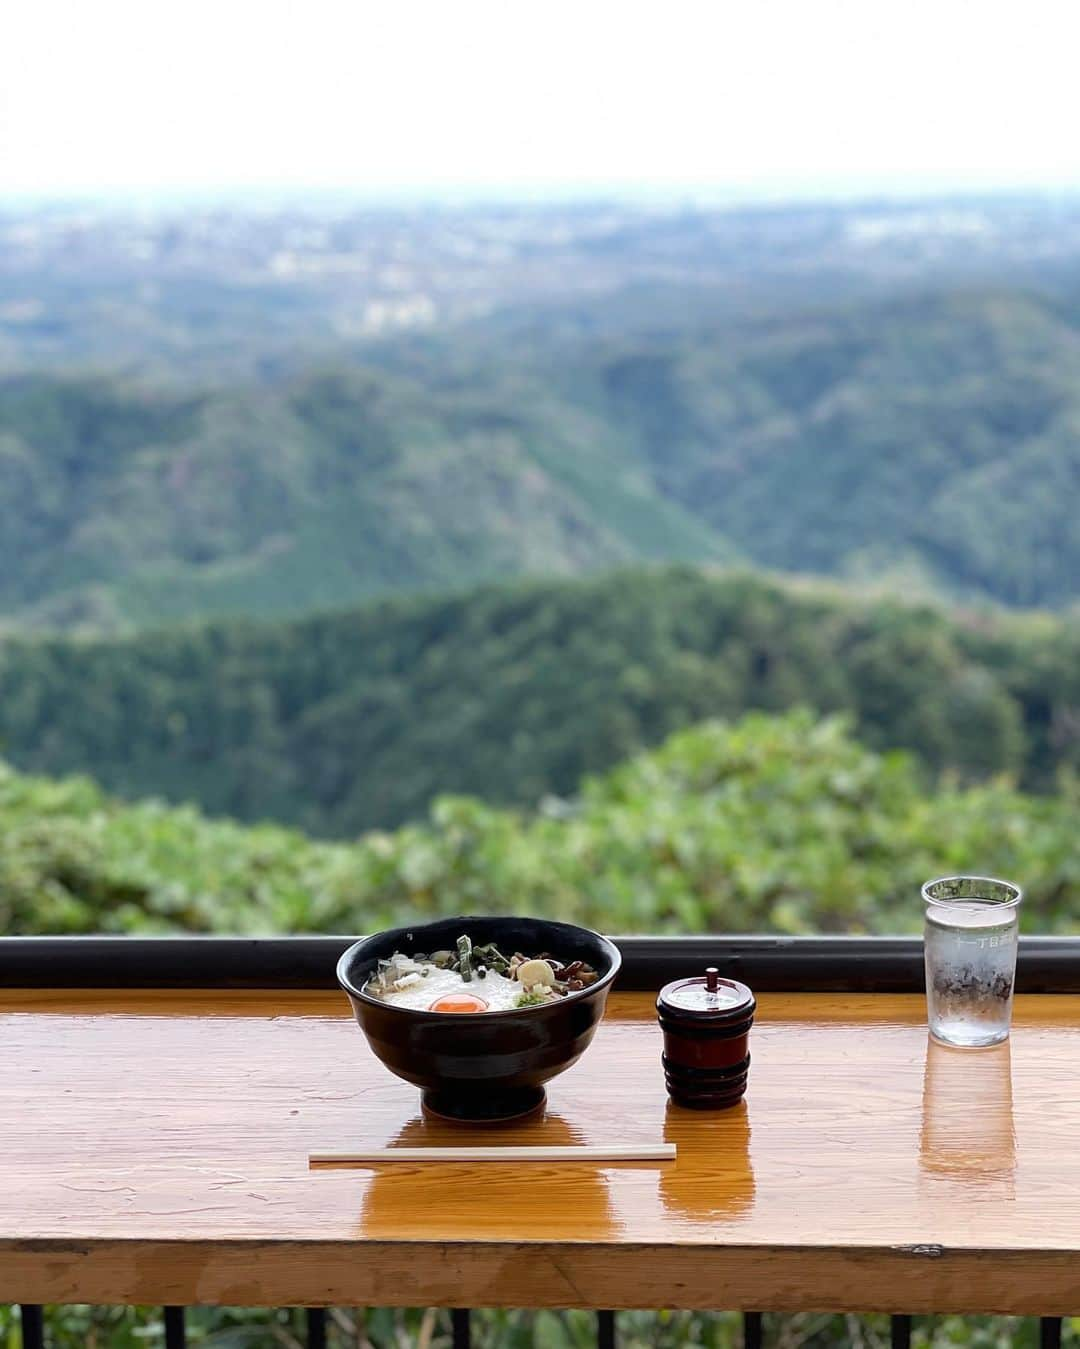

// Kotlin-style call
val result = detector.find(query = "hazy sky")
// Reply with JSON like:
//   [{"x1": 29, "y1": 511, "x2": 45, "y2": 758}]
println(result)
[{"x1": 3, "y1": 0, "x2": 1079, "y2": 202}]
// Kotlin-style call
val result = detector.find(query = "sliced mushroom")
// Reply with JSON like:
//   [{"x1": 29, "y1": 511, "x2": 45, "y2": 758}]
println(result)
[{"x1": 516, "y1": 959, "x2": 556, "y2": 988}]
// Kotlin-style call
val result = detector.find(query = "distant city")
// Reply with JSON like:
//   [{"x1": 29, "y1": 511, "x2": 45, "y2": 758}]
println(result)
[{"x1": 4, "y1": 193, "x2": 1080, "y2": 376}]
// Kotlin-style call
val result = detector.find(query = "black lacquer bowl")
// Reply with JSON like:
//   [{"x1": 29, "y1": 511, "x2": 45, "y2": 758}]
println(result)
[{"x1": 337, "y1": 916, "x2": 621, "y2": 1122}]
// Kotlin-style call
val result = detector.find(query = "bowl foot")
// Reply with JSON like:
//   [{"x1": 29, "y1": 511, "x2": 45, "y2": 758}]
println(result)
[{"x1": 421, "y1": 1084, "x2": 546, "y2": 1124}]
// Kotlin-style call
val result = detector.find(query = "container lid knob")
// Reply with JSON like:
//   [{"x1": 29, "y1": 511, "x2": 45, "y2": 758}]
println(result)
[{"x1": 705, "y1": 966, "x2": 719, "y2": 992}]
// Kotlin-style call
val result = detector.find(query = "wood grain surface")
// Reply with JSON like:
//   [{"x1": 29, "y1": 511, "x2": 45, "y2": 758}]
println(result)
[{"x1": 2, "y1": 988, "x2": 1079, "y2": 1313}]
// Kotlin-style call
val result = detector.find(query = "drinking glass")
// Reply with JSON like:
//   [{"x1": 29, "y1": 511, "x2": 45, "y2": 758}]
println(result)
[{"x1": 922, "y1": 875, "x2": 1022, "y2": 1048}]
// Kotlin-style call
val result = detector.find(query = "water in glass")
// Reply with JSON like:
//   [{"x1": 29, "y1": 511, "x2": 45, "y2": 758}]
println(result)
[{"x1": 924, "y1": 880, "x2": 1020, "y2": 1048}]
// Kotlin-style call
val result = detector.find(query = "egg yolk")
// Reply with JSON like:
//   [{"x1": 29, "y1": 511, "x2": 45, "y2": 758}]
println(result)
[{"x1": 428, "y1": 992, "x2": 489, "y2": 1014}]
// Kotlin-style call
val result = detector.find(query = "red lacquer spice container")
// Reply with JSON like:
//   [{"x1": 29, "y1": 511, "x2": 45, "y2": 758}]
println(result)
[{"x1": 657, "y1": 967, "x2": 755, "y2": 1109}]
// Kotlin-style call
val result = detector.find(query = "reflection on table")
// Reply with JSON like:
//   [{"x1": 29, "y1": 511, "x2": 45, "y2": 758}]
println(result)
[
  {"x1": 355, "y1": 1108, "x2": 618, "y2": 1240},
  {"x1": 919, "y1": 1035, "x2": 1015, "y2": 1197},
  {"x1": 658, "y1": 1099, "x2": 755, "y2": 1224}
]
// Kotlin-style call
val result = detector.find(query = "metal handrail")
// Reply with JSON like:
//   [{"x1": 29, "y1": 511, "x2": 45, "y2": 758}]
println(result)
[{"x1": 1, "y1": 933, "x2": 1079, "y2": 990}]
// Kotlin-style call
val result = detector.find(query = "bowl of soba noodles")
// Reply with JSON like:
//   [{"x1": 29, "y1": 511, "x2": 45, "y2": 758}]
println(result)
[{"x1": 337, "y1": 915, "x2": 621, "y2": 1122}]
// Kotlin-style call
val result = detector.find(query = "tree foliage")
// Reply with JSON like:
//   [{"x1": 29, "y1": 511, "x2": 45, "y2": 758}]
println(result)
[
  {"x1": 2, "y1": 569, "x2": 1077, "y2": 835},
  {"x1": 3, "y1": 710, "x2": 1077, "y2": 938}
]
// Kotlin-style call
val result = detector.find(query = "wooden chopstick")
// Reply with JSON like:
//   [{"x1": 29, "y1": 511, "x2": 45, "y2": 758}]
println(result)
[{"x1": 309, "y1": 1143, "x2": 676, "y2": 1164}]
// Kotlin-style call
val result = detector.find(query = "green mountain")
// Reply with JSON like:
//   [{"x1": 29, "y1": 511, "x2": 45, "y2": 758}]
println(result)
[
  {"x1": 3, "y1": 709, "x2": 1078, "y2": 937},
  {"x1": 586, "y1": 289, "x2": 1080, "y2": 609},
  {"x1": 0, "y1": 366, "x2": 730, "y2": 631},
  {"x1": 2, "y1": 569, "x2": 1077, "y2": 837},
  {"x1": 436, "y1": 284, "x2": 1080, "y2": 610},
  {"x1": 5, "y1": 284, "x2": 1080, "y2": 630}
]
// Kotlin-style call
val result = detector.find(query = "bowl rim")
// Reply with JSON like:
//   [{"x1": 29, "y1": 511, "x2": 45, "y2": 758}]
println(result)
[{"x1": 336, "y1": 915, "x2": 622, "y2": 1020}]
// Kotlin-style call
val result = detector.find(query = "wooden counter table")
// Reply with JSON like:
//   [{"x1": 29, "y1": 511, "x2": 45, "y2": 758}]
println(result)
[{"x1": 1, "y1": 987, "x2": 1078, "y2": 1316}]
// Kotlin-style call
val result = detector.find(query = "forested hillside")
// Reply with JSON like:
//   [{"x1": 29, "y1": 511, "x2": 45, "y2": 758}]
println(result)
[
  {"x1": 5, "y1": 285, "x2": 1080, "y2": 630},
  {"x1": 3, "y1": 569, "x2": 1077, "y2": 837},
  {"x1": 4, "y1": 710, "x2": 1077, "y2": 937},
  {"x1": 566, "y1": 288, "x2": 1080, "y2": 608},
  {"x1": 0, "y1": 367, "x2": 726, "y2": 631}
]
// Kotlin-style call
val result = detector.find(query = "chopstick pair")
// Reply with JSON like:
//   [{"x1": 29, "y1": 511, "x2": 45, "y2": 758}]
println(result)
[{"x1": 310, "y1": 1143, "x2": 676, "y2": 1164}]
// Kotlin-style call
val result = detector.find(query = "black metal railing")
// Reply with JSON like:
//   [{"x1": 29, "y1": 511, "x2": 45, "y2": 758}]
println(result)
[
  {"x1": 3, "y1": 934, "x2": 1077, "y2": 1348},
  {"x1": 10, "y1": 1305, "x2": 1069, "y2": 1347},
  {"x1": 5, "y1": 931, "x2": 1080, "y2": 990},
  {"x1": 307, "y1": 1306, "x2": 327, "y2": 1349}
]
